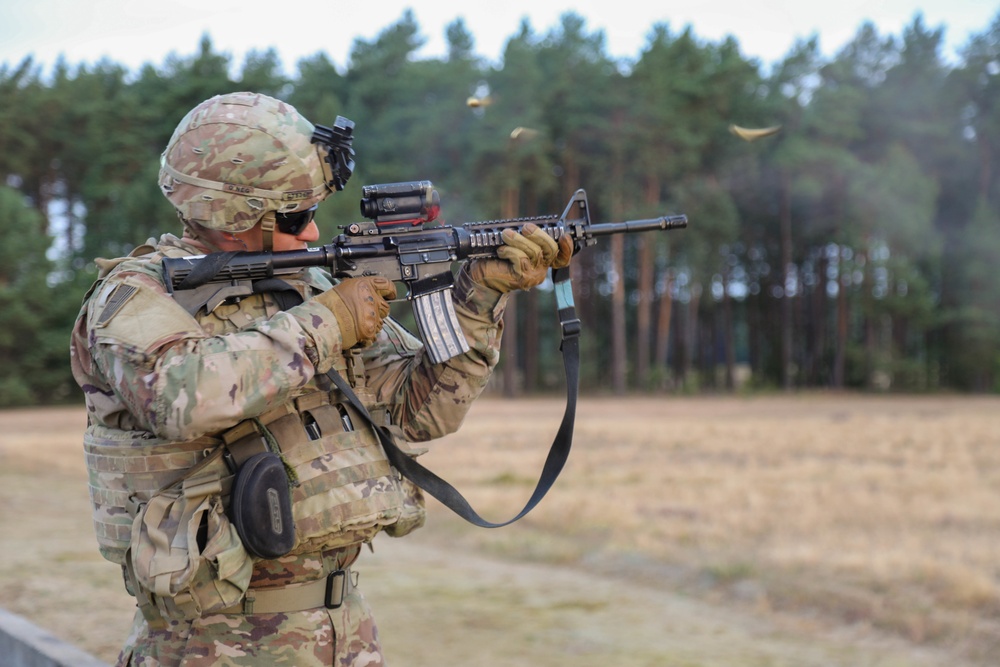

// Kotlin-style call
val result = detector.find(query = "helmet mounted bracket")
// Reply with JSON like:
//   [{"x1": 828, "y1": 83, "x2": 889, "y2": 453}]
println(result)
[{"x1": 311, "y1": 116, "x2": 356, "y2": 192}]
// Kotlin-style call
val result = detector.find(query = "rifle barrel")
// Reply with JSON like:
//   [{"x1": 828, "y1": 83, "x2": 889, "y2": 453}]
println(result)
[{"x1": 588, "y1": 215, "x2": 688, "y2": 237}]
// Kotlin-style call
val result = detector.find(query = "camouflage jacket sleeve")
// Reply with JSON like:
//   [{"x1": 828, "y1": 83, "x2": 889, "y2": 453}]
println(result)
[
  {"x1": 76, "y1": 262, "x2": 355, "y2": 442},
  {"x1": 363, "y1": 264, "x2": 507, "y2": 442}
]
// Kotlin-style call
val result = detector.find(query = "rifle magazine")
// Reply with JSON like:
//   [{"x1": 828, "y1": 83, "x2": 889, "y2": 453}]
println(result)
[{"x1": 412, "y1": 289, "x2": 470, "y2": 364}]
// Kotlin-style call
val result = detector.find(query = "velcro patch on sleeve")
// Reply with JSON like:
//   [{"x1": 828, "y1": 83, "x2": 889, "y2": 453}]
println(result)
[
  {"x1": 91, "y1": 276, "x2": 204, "y2": 352},
  {"x1": 95, "y1": 284, "x2": 139, "y2": 327}
]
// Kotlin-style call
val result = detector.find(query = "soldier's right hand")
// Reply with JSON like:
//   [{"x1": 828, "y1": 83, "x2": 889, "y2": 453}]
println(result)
[{"x1": 313, "y1": 276, "x2": 397, "y2": 348}]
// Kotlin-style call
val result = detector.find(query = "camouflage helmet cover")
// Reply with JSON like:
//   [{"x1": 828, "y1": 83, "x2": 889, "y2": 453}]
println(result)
[{"x1": 159, "y1": 92, "x2": 337, "y2": 232}]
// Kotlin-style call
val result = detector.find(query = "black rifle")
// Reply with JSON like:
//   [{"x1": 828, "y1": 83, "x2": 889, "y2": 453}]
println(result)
[
  {"x1": 163, "y1": 181, "x2": 688, "y2": 364},
  {"x1": 164, "y1": 182, "x2": 687, "y2": 527}
]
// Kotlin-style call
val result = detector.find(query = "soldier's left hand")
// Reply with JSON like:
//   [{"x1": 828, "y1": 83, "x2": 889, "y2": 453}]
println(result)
[{"x1": 468, "y1": 223, "x2": 573, "y2": 293}]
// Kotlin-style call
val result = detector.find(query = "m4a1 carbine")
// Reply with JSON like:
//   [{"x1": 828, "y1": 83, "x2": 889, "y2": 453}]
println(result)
[{"x1": 163, "y1": 181, "x2": 688, "y2": 364}]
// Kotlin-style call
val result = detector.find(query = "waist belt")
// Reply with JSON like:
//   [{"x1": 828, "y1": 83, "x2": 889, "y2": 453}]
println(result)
[{"x1": 221, "y1": 568, "x2": 357, "y2": 615}]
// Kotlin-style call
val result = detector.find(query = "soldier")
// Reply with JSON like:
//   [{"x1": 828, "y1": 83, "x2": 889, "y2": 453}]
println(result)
[{"x1": 70, "y1": 92, "x2": 571, "y2": 666}]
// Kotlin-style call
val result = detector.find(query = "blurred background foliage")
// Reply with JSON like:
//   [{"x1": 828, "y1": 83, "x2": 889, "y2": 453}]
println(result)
[{"x1": 2, "y1": 9, "x2": 1000, "y2": 405}]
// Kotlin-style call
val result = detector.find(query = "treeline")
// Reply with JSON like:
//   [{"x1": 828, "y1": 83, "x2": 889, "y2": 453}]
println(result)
[{"x1": 2, "y1": 9, "x2": 999, "y2": 405}]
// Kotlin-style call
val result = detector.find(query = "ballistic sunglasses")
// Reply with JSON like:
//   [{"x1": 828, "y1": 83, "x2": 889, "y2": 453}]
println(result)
[{"x1": 276, "y1": 205, "x2": 318, "y2": 235}]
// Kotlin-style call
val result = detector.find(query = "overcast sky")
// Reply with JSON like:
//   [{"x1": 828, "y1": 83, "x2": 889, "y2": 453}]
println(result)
[{"x1": 1, "y1": 0, "x2": 997, "y2": 77}]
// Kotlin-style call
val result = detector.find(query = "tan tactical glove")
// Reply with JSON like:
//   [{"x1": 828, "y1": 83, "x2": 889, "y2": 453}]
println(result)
[
  {"x1": 468, "y1": 223, "x2": 574, "y2": 293},
  {"x1": 313, "y1": 276, "x2": 397, "y2": 348}
]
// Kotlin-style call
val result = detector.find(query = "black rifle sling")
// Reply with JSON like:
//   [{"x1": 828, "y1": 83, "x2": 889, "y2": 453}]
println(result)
[{"x1": 325, "y1": 266, "x2": 580, "y2": 528}]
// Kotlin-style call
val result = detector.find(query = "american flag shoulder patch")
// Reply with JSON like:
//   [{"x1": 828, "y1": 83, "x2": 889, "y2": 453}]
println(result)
[{"x1": 95, "y1": 284, "x2": 139, "y2": 327}]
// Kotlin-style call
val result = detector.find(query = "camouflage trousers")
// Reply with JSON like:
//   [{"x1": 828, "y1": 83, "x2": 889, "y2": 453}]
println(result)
[{"x1": 116, "y1": 587, "x2": 385, "y2": 666}]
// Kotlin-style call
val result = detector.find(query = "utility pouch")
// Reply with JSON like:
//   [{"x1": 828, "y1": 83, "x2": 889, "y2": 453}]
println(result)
[
  {"x1": 127, "y1": 456, "x2": 253, "y2": 622},
  {"x1": 381, "y1": 425, "x2": 427, "y2": 538},
  {"x1": 229, "y1": 451, "x2": 296, "y2": 559}
]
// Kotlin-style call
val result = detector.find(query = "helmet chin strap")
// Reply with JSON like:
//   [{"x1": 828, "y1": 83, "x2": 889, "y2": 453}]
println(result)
[{"x1": 260, "y1": 211, "x2": 276, "y2": 252}]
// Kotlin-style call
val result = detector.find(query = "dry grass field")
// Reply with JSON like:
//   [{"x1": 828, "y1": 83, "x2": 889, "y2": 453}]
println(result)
[{"x1": 1, "y1": 393, "x2": 998, "y2": 666}]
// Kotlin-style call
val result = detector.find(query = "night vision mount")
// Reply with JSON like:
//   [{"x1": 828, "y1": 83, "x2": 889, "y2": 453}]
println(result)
[{"x1": 311, "y1": 115, "x2": 356, "y2": 191}]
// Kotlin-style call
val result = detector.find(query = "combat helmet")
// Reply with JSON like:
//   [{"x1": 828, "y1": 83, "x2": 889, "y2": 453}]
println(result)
[{"x1": 158, "y1": 91, "x2": 354, "y2": 246}]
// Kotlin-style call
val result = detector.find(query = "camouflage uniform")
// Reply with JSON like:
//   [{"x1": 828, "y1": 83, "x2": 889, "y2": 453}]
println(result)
[{"x1": 70, "y1": 231, "x2": 507, "y2": 666}]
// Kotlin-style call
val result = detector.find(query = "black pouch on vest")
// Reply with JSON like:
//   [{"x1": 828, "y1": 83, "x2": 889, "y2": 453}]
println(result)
[{"x1": 229, "y1": 452, "x2": 296, "y2": 559}]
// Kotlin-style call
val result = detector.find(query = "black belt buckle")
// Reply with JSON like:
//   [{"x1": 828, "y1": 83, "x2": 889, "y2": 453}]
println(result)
[{"x1": 325, "y1": 569, "x2": 348, "y2": 609}]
